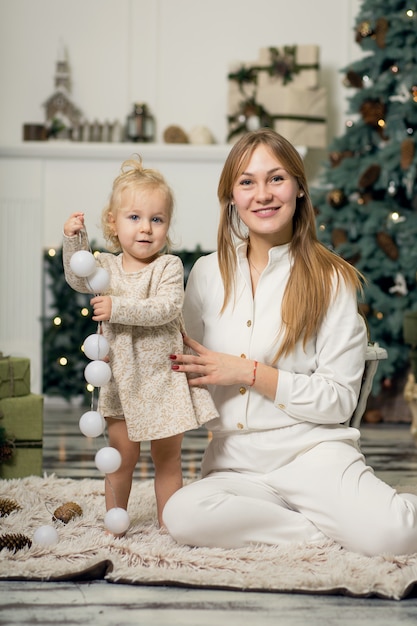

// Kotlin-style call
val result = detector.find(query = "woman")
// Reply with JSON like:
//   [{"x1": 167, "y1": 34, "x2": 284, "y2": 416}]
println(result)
[{"x1": 164, "y1": 129, "x2": 417, "y2": 556}]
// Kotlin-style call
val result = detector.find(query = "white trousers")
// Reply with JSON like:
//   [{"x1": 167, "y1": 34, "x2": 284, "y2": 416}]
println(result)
[{"x1": 163, "y1": 427, "x2": 417, "y2": 556}]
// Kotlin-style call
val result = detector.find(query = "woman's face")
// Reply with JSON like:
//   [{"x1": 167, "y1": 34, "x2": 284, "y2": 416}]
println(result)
[{"x1": 232, "y1": 144, "x2": 300, "y2": 246}]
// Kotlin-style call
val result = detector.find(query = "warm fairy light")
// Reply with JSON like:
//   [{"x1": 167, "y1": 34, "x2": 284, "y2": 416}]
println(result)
[
  {"x1": 406, "y1": 9, "x2": 414, "y2": 17},
  {"x1": 391, "y1": 212, "x2": 400, "y2": 221},
  {"x1": 59, "y1": 357, "x2": 68, "y2": 366},
  {"x1": 93, "y1": 250, "x2": 100, "y2": 258},
  {"x1": 319, "y1": 224, "x2": 326, "y2": 231},
  {"x1": 81, "y1": 308, "x2": 89, "y2": 317},
  {"x1": 391, "y1": 65, "x2": 399, "y2": 73},
  {"x1": 378, "y1": 119, "x2": 386, "y2": 128},
  {"x1": 86, "y1": 383, "x2": 94, "y2": 393},
  {"x1": 346, "y1": 119, "x2": 354, "y2": 128},
  {"x1": 48, "y1": 248, "x2": 56, "y2": 257},
  {"x1": 53, "y1": 316, "x2": 62, "y2": 326},
  {"x1": 376, "y1": 312, "x2": 384, "y2": 320}
]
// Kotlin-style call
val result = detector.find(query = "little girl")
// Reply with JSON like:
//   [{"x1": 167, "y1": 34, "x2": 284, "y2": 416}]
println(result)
[{"x1": 63, "y1": 156, "x2": 218, "y2": 529}]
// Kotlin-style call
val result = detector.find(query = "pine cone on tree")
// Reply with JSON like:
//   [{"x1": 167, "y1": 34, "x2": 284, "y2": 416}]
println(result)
[
  {"x1": 375, "y1": 17, "x2": 389, "y2": 48},
  {"x1": 0, "y1": 533, "x2": 32, "y2": 552},
  {"x1": 331, "y1": 228, "x2": 348, "y2": 248},
  {"x1": 376, "y1": 232, "x2": 399, "y2": 260},
  {"x1": 0, "y1": 498, "x2": 20, "y2": 517},
  {"x1": 360, "y1": 100, "x2": 386, "y2": 126},
  {"x1": 359, "y1": 164, "x2": 381, "y2": 189},
  {"x1": 344, "y1": 70, "x2": 364, "y2": 89},
  {"x1": 400, "y1": 138, "x2": 415, "y2": 170},
  {"x1": 53, "y1": 501, "x2": 83, "y2": 524}
]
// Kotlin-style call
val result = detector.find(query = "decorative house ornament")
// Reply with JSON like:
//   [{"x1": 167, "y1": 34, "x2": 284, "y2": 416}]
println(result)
[
  {"x1": 227, "y1": 44, "x2": 327, "y2": 148},
  {"x1": 43, "y1": 42, "x2": 83, "y2": 139}
]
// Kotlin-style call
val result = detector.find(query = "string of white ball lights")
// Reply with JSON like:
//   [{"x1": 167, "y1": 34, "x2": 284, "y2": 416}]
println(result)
[
  {"x1": 68, "y1": 236, "x2": 130, "y2": 536},
  {"x1": 30, "y1": 235, "x2": 130, "y2": 548}
]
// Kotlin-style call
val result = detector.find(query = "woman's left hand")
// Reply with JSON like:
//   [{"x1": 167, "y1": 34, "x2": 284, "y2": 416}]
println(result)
[{"x1": 170, "y1": 334, "x2": 254, "y2": 387}]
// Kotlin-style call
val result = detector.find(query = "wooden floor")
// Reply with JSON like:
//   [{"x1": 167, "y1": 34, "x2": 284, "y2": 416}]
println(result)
[{"x1": 1, "y1": 402, "x2": 417, "y2": 625}]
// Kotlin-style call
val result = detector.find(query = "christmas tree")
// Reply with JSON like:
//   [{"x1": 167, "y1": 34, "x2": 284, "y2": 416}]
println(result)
[{"x1": 313, "y1": 0, "x2": 417, "y2": 393}]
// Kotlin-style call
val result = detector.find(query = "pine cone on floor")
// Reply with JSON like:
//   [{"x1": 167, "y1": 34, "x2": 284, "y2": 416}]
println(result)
[
  {"x1": 0, "y1": 533, "x2": 32, "y2": 552},
  {"x1": 0, "y1": 498, "x2": 21, "y2": 517},
  {"x1": 53, "y1": 501, "x2": 83, "y2": 524}
]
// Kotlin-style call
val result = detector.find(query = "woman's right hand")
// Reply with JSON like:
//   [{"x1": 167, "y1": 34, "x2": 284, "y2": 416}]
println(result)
[{"x1": 64, "y1": 212, "x2": 85, "y2": 237}]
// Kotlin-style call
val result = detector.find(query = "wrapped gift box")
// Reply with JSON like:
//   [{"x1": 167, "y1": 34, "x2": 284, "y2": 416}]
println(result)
[
  {"x1": 257, "y1": 45, "x2": 320, "y2": 90},
  {"x1": 0, "y1": 355, "x2": 31, "y2": 399},
  {"x1": 256, "y1": 85, "x2": 327, "y2": 149},
  {"x1": 227, "y1": 44, "x2": 326, "y2": 149},
  {"x1": 0, "y1": 445, "x2": 42, "y2": 479},
  {"x1": 0, "y1": 394, "x2": 43, "y2": 478}
]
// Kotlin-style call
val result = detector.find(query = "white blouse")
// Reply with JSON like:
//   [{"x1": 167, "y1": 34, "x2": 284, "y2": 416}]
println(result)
[{"x1": 183, "y1": 242, "x2": 367, "y2": 435}]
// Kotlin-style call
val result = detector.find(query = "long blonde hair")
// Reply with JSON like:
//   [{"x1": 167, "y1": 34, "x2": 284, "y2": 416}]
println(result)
[
  {"x1": 102, "y1": 155, "x2": 174, "y2": 252},
  {"x1": 217, "y1": 129, "x2": 364, "y2": 361}
]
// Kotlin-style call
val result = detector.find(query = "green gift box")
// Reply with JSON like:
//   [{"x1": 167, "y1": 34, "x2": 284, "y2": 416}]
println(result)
[
  {"x1": 0, "y1": 445, "x2": 42, "y2": 479},
  {"x1": 0, "y1": 354, "x2": 31, "y2": 399},
  {"x1": 0, "y1": 394, "x2": 43, "y2": 478}
]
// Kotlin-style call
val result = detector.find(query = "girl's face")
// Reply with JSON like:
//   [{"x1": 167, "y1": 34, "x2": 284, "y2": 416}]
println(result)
[
  {"x1": 110, "y1": 186, "x2": 170, "y2": 270},
  {"x1": 232, "y1": 144, "x2": 300, "y2": 246}
]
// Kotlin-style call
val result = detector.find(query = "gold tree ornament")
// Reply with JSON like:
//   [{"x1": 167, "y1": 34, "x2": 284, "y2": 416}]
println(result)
[
  {"x1": 53, "y1": 502, "x2": 83, "y2": 524},
  {"x1": 0, "y1": 533, "x2": 32, "y2": 552},
  {"x1": 355, "y1": 21, "x2": 374, "y2": 42},
  {"x1": 0, "y1": 498, "x2": 20, "y2": 517},
  {"x1": 327, "y1": 189, "x2": 347, "y2": 209}
]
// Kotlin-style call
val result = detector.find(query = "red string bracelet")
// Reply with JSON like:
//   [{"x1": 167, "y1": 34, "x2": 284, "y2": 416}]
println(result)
[{"x1": 249, "y1": 360, "x2": 258, "y2": 387}]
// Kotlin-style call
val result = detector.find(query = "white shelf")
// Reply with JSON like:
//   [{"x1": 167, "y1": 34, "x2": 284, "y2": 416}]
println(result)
[
  {"x1": 0, "y1": 141, "x2": 233, "y2": 162},
  {"x1": 0, "y1": 141, "x2": 307, "y2": 161}
]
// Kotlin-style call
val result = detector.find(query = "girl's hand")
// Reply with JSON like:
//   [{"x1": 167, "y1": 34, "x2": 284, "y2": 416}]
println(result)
[
  {"x1": 91, "y1": 295, "x2": 112, "y2": 321},
  {"x1": 170, "y1": 334, "x2": 255, "y2": 388},
  {"x1": 64, "y1": 212, "x2": 85, "y2": 237}
]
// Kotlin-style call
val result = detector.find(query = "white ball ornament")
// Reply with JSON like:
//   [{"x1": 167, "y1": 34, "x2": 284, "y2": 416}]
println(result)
[
  {"x1": 79, "y1": 410, "x2": 106, "y2": 438},
  {"x1": 95, "y1": 446, "x2": 122, "y2": 473},
  {"x1": 104, "y1": 507, "x2": 130, "y2": 534},
  {"x1": 33, "y1": 525, "x2": 59, "y2": 546},
  {"x1": 84, "y1": 360, "x2": 112, "y2": 387},
  {"x1": 69, "y1": 250, "x2": 97, "y2": 277},
  {"x1": 86, "y1": 267, "x2": 110, "y2": 293},
  {"x1": 83, "y1": 333, "x2": 110, "y2": 360}
]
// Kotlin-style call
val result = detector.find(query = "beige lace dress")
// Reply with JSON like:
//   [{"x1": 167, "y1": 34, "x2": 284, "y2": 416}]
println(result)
[{"x1": 63, "y1": 233, "x2": 218, "y2": 441}]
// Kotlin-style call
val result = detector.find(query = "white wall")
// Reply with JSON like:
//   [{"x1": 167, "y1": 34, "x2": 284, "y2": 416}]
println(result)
[{"x1": 0, "y1": 0, "x2": 365, "y2": 393}]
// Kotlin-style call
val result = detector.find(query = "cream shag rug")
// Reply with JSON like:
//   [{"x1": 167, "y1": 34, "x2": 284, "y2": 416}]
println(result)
[{"x1": 1, "y1": 474, "x2": 417, "y2": 600}]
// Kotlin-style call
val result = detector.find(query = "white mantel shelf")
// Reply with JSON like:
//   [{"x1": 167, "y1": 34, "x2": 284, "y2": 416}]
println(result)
[
  {"x1": 0, "y1": 142, "x2": 233, "y2": 162},
  {"x1": 0, "y1": 141, "x2": 307, "y2": 161}
]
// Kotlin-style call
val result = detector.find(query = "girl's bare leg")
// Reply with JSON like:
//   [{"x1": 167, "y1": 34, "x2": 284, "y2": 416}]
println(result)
[
  {"x1": 105, "y1": 417, "x2": 140, "y2": 513},
  {"x1": 151, "y1": 433, "x2": 184, "y2": 527}
]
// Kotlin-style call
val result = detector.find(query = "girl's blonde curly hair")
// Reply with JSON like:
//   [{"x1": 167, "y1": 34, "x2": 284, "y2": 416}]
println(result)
[{"x1": 102, "y1": 155, "x2": 175, "y2": 253}]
